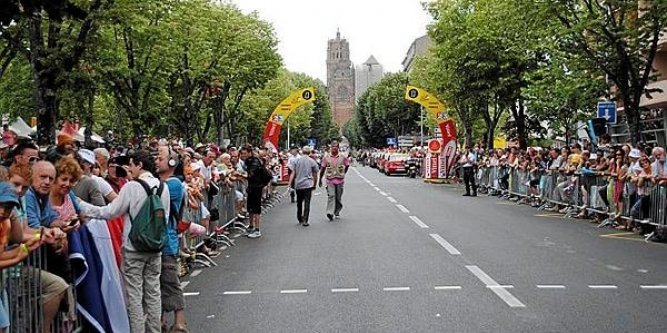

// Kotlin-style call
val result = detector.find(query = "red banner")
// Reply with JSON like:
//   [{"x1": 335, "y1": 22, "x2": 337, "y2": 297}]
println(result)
[
  {"x1": 430, "y1": 156, "x2": 439, "y2": 179},
  {"x1": 438, "y1": 119, "x2": 458, "y2": 175},
  {"x1": 262, "y1": 122, "x2": 282, "y2": 152}
]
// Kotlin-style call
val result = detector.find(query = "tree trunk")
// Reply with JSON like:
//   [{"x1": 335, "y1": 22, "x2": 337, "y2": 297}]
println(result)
[
  {"x1": 34, "y1": 71, "x2": 59, "y2": 145},
  {"x1": 511, "y1": 99, "x2": 528, "y2": 149}
]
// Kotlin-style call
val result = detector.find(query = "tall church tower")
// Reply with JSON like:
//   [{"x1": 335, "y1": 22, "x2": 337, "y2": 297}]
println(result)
[{"x1": 327, "y1": 29, "x2": 355, "y2": 128}]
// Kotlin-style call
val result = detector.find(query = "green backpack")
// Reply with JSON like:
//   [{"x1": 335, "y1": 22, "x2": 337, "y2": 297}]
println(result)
[{"x1": 128, "y1": 179, "x2": 167, "y2": 252}]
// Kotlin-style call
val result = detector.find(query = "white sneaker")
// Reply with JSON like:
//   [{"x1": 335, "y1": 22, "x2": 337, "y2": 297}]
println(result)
[{"x1": 247, "y1": 230, "x2": 262, "y2": 238}]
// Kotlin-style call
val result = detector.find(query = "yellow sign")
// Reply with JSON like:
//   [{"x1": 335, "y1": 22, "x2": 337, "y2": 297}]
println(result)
[
  {"x1": 267, "y1": 87, "x2": 315, "y2": 126},
  {"x1": 493, "y1": 137, "x2": 507, "y2": 149},
  {"x1": 405, "y1": 86, "x2": 449, "y2": 122}
]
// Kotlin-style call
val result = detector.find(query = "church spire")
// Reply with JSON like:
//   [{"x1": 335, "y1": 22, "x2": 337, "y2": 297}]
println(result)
[{"x1": 336, "y1": 28, "x2": 340, "y2": 40}]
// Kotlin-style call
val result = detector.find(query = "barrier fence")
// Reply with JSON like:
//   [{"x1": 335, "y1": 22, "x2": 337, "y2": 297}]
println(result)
[
  {"x1": 5, "y1": 179, "x2": 251, "y2": 332},
  {"x1": 475, "y1": 165, "x2": 667, "y2": 241}
]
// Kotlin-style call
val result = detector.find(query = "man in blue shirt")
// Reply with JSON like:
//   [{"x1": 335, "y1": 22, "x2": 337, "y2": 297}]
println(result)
[{"x1": 156, "y1": 146, "x2": 188, "y2": 333}]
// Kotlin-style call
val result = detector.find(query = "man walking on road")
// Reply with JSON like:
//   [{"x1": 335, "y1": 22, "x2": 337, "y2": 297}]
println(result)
[
  {"x1": 319, "y1": 141, "x2": 349, "y2": 221},
  {"x1": 289, "y1": 146, "x2": 319, "y2": 226},
  {"x1": 287, "y1": 146, "x2": 300, "y2": 203}
]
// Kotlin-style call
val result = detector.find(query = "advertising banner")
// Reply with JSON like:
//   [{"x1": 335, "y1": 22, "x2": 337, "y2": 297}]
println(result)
[{"x1": 262, "y1": 87, "x2": 315, "y2": 151}]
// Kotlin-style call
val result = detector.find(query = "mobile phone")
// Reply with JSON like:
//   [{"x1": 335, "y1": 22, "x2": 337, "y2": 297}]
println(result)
[{"x1": 68, "y1": 217, "x2": 80, "y2": 227}]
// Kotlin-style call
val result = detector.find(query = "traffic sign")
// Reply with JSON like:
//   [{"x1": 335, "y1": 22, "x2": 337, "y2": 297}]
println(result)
[
  {"x1": 307, "y1": 138, "x2": 317, "y2": 147},
  {"x1": 398, "y1": 136, "x2": 414, "y2": 148},
  {"x1": 386, "y1": 137, "x2": 397, "y2": 146},
  {"x1": 597, "y1": 101, "x2": 617, "y2": 124}
]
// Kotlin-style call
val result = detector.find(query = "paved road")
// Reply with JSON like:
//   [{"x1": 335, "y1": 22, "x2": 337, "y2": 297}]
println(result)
[{"x1": 183, "y1": 166, "x2": 667, "y2": 333}]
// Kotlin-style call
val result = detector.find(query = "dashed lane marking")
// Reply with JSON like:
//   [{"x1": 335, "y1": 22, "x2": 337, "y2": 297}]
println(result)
[
  {"x1": 429, "y1": 234, "x2": 461, "y2": 255},
  {"x1": 487, "y1": 285, "x2": 514, "y2": 289},
  {"x1": 434, "y1": 286, "x2": 462, "y2": 290},
  {"x1": 280, "y1": 289, "x2": 308, "y2": 294},
  {"x1": 379, "y1": 191, "x2": 388, "y2": 196},
  {"x1": 396, "y1": 204, "x2": 410, "y2": 214},
  {"x1": 190, "y1": 269, "x2": 202, "y2": 277},
  {"x1": 183, "y1": 292, "x2": 200, "y2": 297},
  {"x1": 223, "y1": 291, "x2": 252, "y2": 295},
  {"x1": 409, "y1": 216, "x2": 430, "y2": 229},
  {"x1": 466, "y1": 265, "x2": 526, "y2": 308},
  {"x1": 640, "y1": 285, "x2": 667, "y2": 290},
  {"x1": 180, "y1": 281, "x2": 190, "y2": 289},
  {"x1": 383, "y1": 287, "x2": 410, "y2": 292},
  {"x1": 387, "y1": 197, "x2": 398, "y2": 203},
  {"x1": 588, "y1": 285, "x2": 618, "y2": 290},
  {"x1": 536, "y1": 285, "x2": 566, "y2": 289},
  {"x1": 331, "y1": 288, "x2": 359, "y2": 293}
]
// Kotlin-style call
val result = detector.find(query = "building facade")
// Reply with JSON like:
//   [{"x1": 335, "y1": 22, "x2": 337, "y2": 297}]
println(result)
[
  {"x1": 401, "y1": 35, "x2": 432, "y2": 72},
  {"x1": 327, "y1": 30, "x2": 355, "y2": 127},
  {"x1": 355, "y1": 55, "x2": 384, "y2": 101},
  {"x1": 611, "y1": 29, "x2": 667, "y2": 147}
]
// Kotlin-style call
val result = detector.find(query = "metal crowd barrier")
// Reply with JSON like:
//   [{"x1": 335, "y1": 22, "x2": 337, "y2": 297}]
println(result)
[
  {"x1": 5, "y1": 244, "x2": 83, "y2": 333},
  {"x1": 475, "y1": 165, "x2": 667, "y2": 238}
]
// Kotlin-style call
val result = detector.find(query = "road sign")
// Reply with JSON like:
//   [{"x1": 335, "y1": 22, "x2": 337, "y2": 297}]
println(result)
[
  {"x1": 386, "y1": 137, "x2": 397, "y2": 146},
  {"x1": 597, "y1": 101, "x2": 617, "y2": 124},
  {"x1": 428, "y1": 139, "x2": 441, "y2": 153},
  {"x1": 307, "y1": 138, "x2": 317, "y2": 147},
  {"x1": 398, "y1": 136, "x2": 414, "y2": 147}
]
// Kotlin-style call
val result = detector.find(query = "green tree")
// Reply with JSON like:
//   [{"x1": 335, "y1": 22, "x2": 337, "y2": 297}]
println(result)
[
  {"x1": 355, "y1": 72, "x2": 420, "y2": 147},
  {"x1": 1, "y1": 0, "x2": 114, "y2": 144},
  {"x1": 546, "y1": 0, "x2": 667, "y2": 144}
]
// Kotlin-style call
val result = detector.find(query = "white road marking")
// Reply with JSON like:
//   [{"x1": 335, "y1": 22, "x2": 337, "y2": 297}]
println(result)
[
  {"x1": 387, "y1": 197, "x2": 398, "y2": 203},
  {"x1": 396, "y1": 204, "x2": 410, "y2": 213},
  {"x1": 368, "y1": 183, "x2": 376, "y2": 187},
  {"x1": 180, "y1": 281, "x2": 190, "y2": 289},
  {"x1": 190, "y1": 269, "x2": 202, "y2": 277},
  {"x1": 379, "y1": 191, "x2": 388, "y2": 196},
  {"x1": 373, "y1": 187, "x2": 380, "y2": 191},
  {"x1": 434, "y1": 286, "x2": 462, "y2": 290},
  {"x1": 280, "y1": 289, "x2": 308, "y2": 294},
  {"x1": 605, "y1": 265, "x2": 623, "y2": 271},
  {"x1": 383, "y1": 287, "x2": 410, "y2": 291},
  {"x1": 465, "y1": 265, "x2": 526, "y2": 308},
  {"x1": 588, "y1": 285, "x2": 618, "y2": 289},
  {"x1": 409, "y1": 216, "x2": 430, "y2": 228},
  {"x1": 486, "y1": 285, "x2": 514, "y2": 289},
  {"x1": 429, "y1": 234, "x2": 461, "y2": 255},
  {"x1": 223, "y1": 291, "x2": 252, "y2": 295},
  {"x1": 331, "y1": 288, "x2": 359, "y2": 293},
  {"x1": 640, "y1": 285, "x2": 667, "y2": 290},
  {"x1": 183, "y1": 292, "x2": 200, "y2": 296},
  {"x1": 536, "y1": 285, "x2": 566, "y2": 289}
]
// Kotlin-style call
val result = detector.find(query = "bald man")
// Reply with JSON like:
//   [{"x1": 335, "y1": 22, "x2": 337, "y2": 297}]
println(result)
[{"x1": 24, "y1": 161, "x2": 72, "y2": 228}]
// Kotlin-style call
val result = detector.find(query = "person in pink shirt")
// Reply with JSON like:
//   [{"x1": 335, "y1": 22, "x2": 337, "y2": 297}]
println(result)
[{"x1": 318, "y1": 141, "x2": 350, "y2": 221}]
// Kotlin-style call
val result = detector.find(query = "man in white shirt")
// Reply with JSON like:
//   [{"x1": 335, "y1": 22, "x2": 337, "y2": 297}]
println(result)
[
  {"x1": 287, "y1": 146, "x2": 300, "y2": 203},
  {"x1": 83, "y1": 150, "x2": 170, "y2": 333},
  {"x1": 459, "y1": 146, "x2": 478, "y2": 197}
]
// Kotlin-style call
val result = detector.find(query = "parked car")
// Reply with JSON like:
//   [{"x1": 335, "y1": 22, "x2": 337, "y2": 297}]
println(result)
[{"x1": 385, "y1": 154, "x2": 408, "y2": 176}]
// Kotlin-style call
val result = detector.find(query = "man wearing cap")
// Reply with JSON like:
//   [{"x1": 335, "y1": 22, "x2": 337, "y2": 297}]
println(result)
[
  {"x1": 71, "y1": 149, "x2": 107, "y2": 206},
  {"x1": 76, "y1": 149, "x2": 116, "y2": 204},
  {"x1": 289, "y1": 146, "x2": 319, "y2": 226}
]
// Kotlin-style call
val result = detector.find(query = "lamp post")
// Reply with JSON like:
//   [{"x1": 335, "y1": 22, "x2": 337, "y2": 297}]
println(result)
[{"x1": 420, "y1": 105, "x2": 424, "y2": 147}]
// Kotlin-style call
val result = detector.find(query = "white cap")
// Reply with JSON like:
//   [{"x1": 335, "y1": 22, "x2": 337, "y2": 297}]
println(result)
[
  {"x1": 190, "y1": 163, "x2": 202, "y2": 172},
  {"x1": 78, "y1": 149, "x2": 96, "y2": 165},
  {"x1": 629, "y1": 148, "x2": 641, "y2": 159}
]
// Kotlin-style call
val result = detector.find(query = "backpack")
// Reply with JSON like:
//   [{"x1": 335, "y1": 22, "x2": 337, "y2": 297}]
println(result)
[
  {"x1": 249, "y1": 157, "x2": 272, "y2": 188},
  {"x1": 128, "y1": 179, "x2": 167, "y2": 252}
]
